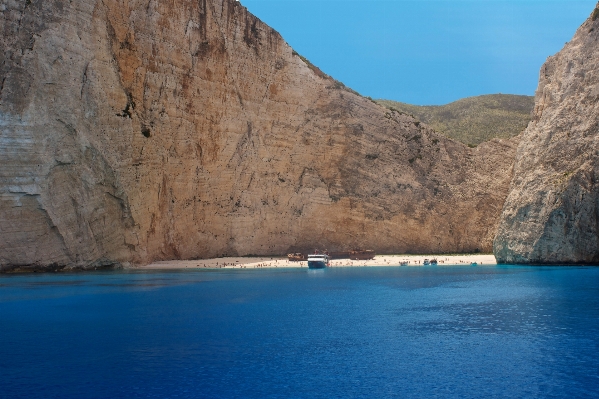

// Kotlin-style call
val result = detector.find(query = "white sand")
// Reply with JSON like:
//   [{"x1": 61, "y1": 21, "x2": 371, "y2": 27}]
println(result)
[{"x1": 136, "y1": 254, "x2": 496, "y2": 270}]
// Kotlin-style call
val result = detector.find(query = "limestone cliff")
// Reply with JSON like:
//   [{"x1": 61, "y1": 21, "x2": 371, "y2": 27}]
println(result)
[
  {"x1": 494, "y1": 5, "x2": 599, "y2": 264},
  {"x1": 0, "y1": 0, "x2": 517, "y2": 270}
]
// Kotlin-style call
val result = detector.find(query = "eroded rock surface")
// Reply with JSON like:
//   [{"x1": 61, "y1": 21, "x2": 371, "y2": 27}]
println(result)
[
  {"x1": 0, "y1": 0, "x2": 517, "y2": 270},
  {"x1": 494, "y1": 5, "x2": 599, "y2": 264}
]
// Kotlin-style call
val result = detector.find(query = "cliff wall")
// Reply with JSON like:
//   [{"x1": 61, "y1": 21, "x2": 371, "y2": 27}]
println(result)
[
  {"x1": 494, "y1": 5, "x2": 599, "y2": 264},
  {"x1": 0, "y1": 0, "x2": 517, "y2": 270}
]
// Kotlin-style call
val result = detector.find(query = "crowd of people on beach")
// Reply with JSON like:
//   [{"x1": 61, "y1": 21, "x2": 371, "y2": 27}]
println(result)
[{"x1": 174, "y1": 256, "x2": 485, "y2": 269}]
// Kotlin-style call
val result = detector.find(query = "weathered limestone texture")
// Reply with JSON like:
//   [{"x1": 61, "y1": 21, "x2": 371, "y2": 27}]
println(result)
[
  {"x1": 0, "y1": 0, "x2": 517, "y2": 270},
  {"x1": 494, "y1": 5, "x2": 599, "y2": 264}
]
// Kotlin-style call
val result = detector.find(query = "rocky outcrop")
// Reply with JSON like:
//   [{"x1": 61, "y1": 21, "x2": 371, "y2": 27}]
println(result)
[
  {"x1": 494, "y1": 4, "x2": 599, "y2": 264},
  {"x1": 0, "y1": 0, "x2": 518, "y2": 270}
]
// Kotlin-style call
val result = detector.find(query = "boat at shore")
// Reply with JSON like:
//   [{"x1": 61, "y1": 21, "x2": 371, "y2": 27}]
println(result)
[
  {"x1": 289, "y1": 249, "x2": 375, "y2": 262},
  {"x1": 287, "y1": 253, "x2": 307, "y2": 262},
  {"x1": 307, "y1": 254, "x2": 329, "y2": 269}
]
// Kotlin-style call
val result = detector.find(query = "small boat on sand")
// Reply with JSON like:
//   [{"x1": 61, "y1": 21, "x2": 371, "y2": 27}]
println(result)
[
  {"x1": 423, "y1": 259, "x2": 430, "y2": 265},
  {"x1": 287, "y1": 253, "x2": 307, "y2": 262}
]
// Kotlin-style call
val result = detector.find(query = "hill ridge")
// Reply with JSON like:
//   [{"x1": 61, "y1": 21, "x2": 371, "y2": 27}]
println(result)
[{"x1": 377, "y1": 94, "x2": 534, "y2": 146}]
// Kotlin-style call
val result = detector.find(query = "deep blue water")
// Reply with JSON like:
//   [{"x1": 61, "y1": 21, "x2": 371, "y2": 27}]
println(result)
[{"x1": 1, "y1": 265, "x2": 599, "y2": 398}]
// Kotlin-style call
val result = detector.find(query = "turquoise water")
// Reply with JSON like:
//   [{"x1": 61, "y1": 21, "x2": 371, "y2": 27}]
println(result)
[{"x1": 1, "y1": 265, "x2": 599, "y2": 398}]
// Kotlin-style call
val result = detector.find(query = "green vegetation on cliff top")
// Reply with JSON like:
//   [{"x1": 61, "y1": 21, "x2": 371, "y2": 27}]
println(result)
[{"x1": 376, "y1": 94, "x2": 534, "y2": 146}]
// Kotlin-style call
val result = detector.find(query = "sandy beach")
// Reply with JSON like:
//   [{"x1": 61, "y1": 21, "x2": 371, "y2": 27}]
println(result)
[{"x1": 137, "y1": 254, "x2": 496, "y2": 270}]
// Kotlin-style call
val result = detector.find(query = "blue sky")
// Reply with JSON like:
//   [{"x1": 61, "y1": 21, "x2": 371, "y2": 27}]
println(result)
[{"x1": 241, "y1": 0, "x2": 597, "y2": 105}]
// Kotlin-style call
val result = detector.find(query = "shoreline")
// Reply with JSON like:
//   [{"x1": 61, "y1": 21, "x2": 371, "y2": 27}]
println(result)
[{"x1": 137, "y1": 254, "x2": 496, "y2": 270}]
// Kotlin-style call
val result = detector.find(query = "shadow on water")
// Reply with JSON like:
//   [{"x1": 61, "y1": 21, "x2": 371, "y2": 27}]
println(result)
[{"x1": 307, "y1": 269, "x2": 326, "y2": 277}]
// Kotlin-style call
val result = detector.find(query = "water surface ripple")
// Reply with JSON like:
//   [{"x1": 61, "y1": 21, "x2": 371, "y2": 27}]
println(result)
[{"x1": 1, "y1": 266, "x2": 598, "y2": 398}]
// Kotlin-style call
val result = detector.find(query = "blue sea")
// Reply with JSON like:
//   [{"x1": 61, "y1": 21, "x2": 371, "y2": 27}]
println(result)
[{"x1": 1, "y1": 265, "x2": 599, "y2": 398}]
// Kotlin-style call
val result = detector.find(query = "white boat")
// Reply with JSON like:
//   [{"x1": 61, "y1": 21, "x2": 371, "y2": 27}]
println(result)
[{"x1": 307, "y1": 254, "x2": 329, "y2": 269}]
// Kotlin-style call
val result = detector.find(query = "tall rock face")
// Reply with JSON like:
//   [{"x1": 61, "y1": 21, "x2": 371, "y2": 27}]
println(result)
[
  {"x1": 494, "y1": 5, "x2": 599, "y2": 264},
  {"x1": 0, "y1": 0, "x2": 517, "y2": 270}
]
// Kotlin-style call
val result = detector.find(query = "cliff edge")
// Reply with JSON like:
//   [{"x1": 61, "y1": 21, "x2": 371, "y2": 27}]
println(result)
[
  {"x1": 1, "y1": 0, "x2": 517, "y2": 270},
  {"x1": 494, "y1": 4, "x2": 599, "y2": 264}
]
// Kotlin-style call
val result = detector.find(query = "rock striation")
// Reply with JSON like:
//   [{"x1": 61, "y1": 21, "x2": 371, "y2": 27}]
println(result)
[
  {"x1": 494, "y1": 4, "x2": 599, "y2": 264},
  {"x1": 0, "y1": 0, "x2": 518, "y2": 270}
]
